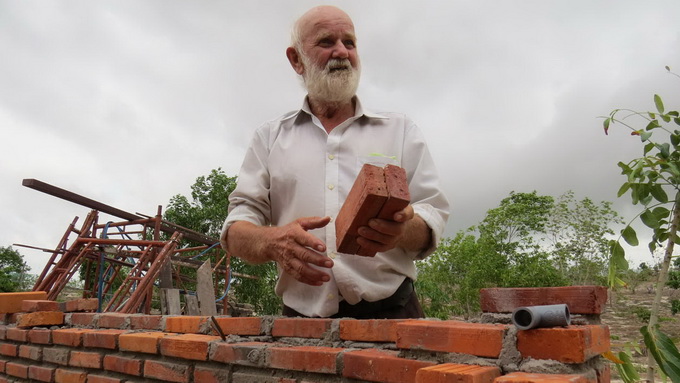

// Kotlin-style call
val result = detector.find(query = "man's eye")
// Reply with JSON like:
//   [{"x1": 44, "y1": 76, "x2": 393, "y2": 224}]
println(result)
[
  {"x1": 318, "y1": 39, "x2": 333, "y2": 47},
  {"x1": 344, "y1": 40, "x2": 356, "y2": 48}
]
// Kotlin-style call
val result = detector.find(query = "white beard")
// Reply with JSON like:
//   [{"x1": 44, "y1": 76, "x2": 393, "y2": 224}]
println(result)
[{"x1": 301, "y1": 55, "x2": 361, "y2": 105}]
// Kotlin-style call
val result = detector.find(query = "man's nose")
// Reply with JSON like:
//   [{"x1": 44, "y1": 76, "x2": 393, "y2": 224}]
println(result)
[{"x1": 331, "y1": 40, "x2": 349, "y2": 59}]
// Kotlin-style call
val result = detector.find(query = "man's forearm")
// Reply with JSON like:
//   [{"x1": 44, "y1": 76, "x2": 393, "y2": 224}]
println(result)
[{"x1": 224, "y1": 221, "x2": 271, "y2": 264}]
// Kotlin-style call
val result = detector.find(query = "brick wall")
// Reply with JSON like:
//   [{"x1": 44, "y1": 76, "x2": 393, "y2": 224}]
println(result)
[{"x1": 0, "y1": 286, "x2": 610, "y2": 383}]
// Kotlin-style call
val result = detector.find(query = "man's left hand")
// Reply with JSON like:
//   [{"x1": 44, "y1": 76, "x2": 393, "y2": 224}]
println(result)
[{"x1": 355, "y1": 205, "x2": 431, "y2": 254}]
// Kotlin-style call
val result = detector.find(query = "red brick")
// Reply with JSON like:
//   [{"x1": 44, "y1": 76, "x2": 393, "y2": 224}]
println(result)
[
  {"x1": 6, "y1": 327, "x2": 29, "y2": 341},
  {"x1": 53, "y1": 328, "x2": 94, "y2": 347},
  {"x1": 517, "y1": 325, "x2": 610, "y2": 363},
  {"x1": 415, "y1": 363, "x2": 501, "y2": 383},
  {"x1": 269, "y1": 345, "x2": 343, "y2": 373},
  {"x1": 0, "y1": 325, "x2": 5, "y2": 340},
  {"x1": 160, "y1": 333, "x2": 220, "y2": 361},
  {"x1": 0, "y1": 291, "x2": 48, "y2": 313},
  {"x1": 97, "y1": 313, "x2": 130, "y2": 329},
  {"x1": 494, "y1": 372, "x2": 589, "y2": 383},
  {"x1": 119, "y1": 331, "x2": 170, "y2": 354},
  {"x1": 69, "y1": 312, "x2": 97, "y2": 327},
  {"x1": 18, "y1": 344, "x2": 42, "y2": 360},
  {"x1": 596, "y1": 363, "x2": 611, "y2": 383},
  {"x1": 144, "y1": 359, "x2": 190, "y2": 383},
  {"x1": 397, "y1": 320, "x2": 507, "y2": 358},
  {"x1": 103, "y1": 354, "x2": 142, "y2": 376},
  {"x1": 69, "y1": 350, "x2": 102, "y2": 369},
  {"x1": 164, "y1": 315, "x2": 208, "y2": 333},
  {"x1": 480, "y1": 286, "x2": 608, "y2": 315},
  {"x1": 340, "y1": 319, "x2": 407, "y2": 342},
  {"x1": 378, "y1": 164, "x2": 411, "y2": 221},
  {"x1": 62, "y1": 298, "x2": 98, "y2": 313},
  {"x1": 0, "y1": 359, "x2": 5, "y2": 373},
  {"x1": 87, "y1": 375, "x2": 124, "y2": 383},
  {"x1": 5, "y1": 362, "x2": 29, "y2": 379},
  {"x1": 231, "y1": 373, "x2": 297, "y2": 383},
  {"x1": 272, "y1": 318, "x2": 332, "y2": 338},
  {"x1": 28, "y1": 328, "x2": 52, "y2": 344},
  {"x1": 17, "y1": 311, "x2": 64, "y2": 328},
  {"x1": 54, "y1": 368, "x2": 87, "y2": 383},
  {"x1": 336, "y1": 163, "x2": 390, "y2": 255},
  {"x1": 212, "y1": 317, "x2": 262, "y2": 336},
  {"x1": 28, "y1": 365, "x2": 56, "y2": 382},
  {"x1": 210, "y1": 341, "x2": 268, "y2": 365},
  {"x1": 0, "y1": 342, "x2": 17, "y2": 357},
  {"x1": 82, "y1": 329, "x2": 127, "y2": 349},
  {"x1": 21, "y1": 300, "x2": 60, "y2": 312},
  {"x1": 343, "y1": 348, "x2": 436, "y2": 383},
  {"x1": 130, "y1": 314, "x2": 162, "y2": 330},
  {"x1": 43, "y1": 347, "x2": 70, "y2": 365},
  {"x1": 194, "y1": 366, "x2": 230, "y2": 382}
]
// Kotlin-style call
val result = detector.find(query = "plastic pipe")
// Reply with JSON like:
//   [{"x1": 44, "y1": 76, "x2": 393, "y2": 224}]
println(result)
[{"x1": 511, "y1": 304, "x2": 570, "y2": 330}]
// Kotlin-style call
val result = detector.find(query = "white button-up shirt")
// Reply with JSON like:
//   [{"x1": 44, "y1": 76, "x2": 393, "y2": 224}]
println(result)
[{"x1": 221, "y1": 97, "x2": 449, "y2": 317}]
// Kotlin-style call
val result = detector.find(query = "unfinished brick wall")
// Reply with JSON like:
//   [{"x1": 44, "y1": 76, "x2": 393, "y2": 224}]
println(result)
[{"x1": 0, "y1": 286, "x2": 610, "y2": 383}]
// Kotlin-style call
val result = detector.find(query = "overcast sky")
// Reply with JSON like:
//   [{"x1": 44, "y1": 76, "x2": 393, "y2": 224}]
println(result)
[{"x1": 2, "y1": 1, "x2": 679, "y2": 274}]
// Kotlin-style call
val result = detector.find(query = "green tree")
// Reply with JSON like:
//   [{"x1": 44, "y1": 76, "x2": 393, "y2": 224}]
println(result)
[
  {"x1": 417, "y1": 190, "x2": 619, "y2": 319},
  {"x1": 164, "y1": 168, "x2": 282, "y2": 315},
  {"x1": 547, "y1": 191, "x2": 623, "y2": 285},
  {"x1": 0, "y1": 246, "x2": 30, "y2": 292},
  {"x1": 603, "y1": 81, "x2": 680, "y2": 382}
]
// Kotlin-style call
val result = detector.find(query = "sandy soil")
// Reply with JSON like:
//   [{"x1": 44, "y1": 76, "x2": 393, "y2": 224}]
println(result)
[{"x1": 602, "y1": 283, "x2": 680, "y2": 380}]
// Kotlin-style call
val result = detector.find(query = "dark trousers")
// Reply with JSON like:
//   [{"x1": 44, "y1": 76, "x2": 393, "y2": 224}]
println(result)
[{"x1": 282, "y1": 278, "x2": 425, "y2": 319}]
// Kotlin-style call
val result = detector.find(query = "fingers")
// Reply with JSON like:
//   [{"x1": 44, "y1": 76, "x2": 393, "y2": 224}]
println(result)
[
  {"x1": 393, "y1": 205, "x2": 415, "y2": 222},
  {"x1": 277, "y1": 246, "x2": 332, "y2": 286},
  {"x1": 297, "y1": 216, "x2": 331, "y2": 231}
]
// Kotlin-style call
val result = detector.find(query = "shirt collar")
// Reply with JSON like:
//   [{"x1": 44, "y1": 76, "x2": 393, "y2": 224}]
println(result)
[{"x1": 281, "y1": 96, "x2": 389, "y2": 122}]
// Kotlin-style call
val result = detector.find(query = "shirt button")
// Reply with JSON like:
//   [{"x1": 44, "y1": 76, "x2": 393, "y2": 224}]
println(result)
[
  {"x1": 329, "y1": 252, "x2": 336, "y2": 259},
  {"x1": 327, "y1": 293, "x2": 335, "y2": 300},
  {"x1": 328, "y1": 154, "x2": 335, "y2": 160},
  {"x1": 328, "y1": 184, "x2": 335, "y2": 190}
]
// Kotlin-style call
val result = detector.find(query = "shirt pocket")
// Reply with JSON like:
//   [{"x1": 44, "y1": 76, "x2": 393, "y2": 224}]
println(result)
[{"x1": 356, "y1": 155, "x2": 399, "y2": 170}]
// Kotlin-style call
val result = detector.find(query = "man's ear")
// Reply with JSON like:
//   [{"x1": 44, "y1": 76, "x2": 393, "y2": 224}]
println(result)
[{"x1": 286, "y1": 47, "x2": 305, "y2": 75}]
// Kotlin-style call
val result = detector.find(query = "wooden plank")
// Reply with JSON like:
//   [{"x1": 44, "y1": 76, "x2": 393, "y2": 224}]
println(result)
[
  {"x1": 185, "y1": 294, "x2": 200, "y2": 315},
  {"x1": 160, "y1": 288, "x2": 181, "y2": 315},
  {"x1": 196, "y1": 260, "x2": 217, "y2": 316}
]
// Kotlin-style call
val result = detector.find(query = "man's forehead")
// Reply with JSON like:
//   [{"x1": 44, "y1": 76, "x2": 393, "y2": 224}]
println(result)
[{"x1": 298, "y1": 6, "x2": 356, "y2": 41}]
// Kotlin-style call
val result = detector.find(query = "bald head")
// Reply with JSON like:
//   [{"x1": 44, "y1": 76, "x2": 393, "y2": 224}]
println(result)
[{"x1": 291, "y1": 6, "x2": 355, "y2": 52}]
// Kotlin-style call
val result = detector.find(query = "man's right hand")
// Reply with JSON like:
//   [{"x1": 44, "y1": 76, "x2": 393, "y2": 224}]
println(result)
[{"x1": 225, "y1": 217, "x2": 333, "y2": 286}]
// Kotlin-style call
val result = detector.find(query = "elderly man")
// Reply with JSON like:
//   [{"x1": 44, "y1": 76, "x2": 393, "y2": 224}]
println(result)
[{"x1": 221, "y1": 6, "x2": 449, "y2": 318}]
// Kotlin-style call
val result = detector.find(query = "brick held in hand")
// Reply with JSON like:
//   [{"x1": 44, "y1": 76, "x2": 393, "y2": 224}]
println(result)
[
  {"x1": 336, "y1": 164, "x2": 389, "y2": 255},
  {"x1": 335, "y1": 163, "x2": 410, "y2": 256}
]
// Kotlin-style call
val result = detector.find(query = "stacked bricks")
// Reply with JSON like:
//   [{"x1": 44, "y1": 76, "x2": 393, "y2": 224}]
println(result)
[
  {"x1": 0, "y1": 286, "x2": 610, "y2": 383},
  {"x1": 336, "y1": 163, "x2": 411, "y2": 256}
]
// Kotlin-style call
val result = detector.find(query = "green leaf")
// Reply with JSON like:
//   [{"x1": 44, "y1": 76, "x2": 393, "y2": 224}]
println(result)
[
  {"x1": 641, "y1": 209, "x2": 660, "y2": 228},
  {"x1": 675, "y1": 117, "x2": 680, "y2": 126},
  {"x1": 641, "y1": 131, "x2": 653, "y2": 142},
  {"x1": 672, "y1": 134, "x2": 680, "y2": 147},
  {"x1": 603, "y1": 118, "x2": 611, "y2": 135},
  {"x1": 651, "y1": 184, "x2": 669, "y2": 203},
  {"x1": 644, "y1": 142, "x2": 656, "y2": 155},
  {"x1": 659, "y1": 143, "x2": 671, "y2": 159},
  {"x1": 655, "y1": 94, "x2": 665, "y2": 114},
  {"x1": 618, "y1": 351, "x2": 641, "y2": 383},
  {"x1": 617, "y1": 183, "x2": 631, "y2": 197},
  {"x1": 653, "y1": 206, "x2": 671, "y2": 220},
  {"x1": 641, "y1": 325, "x2": 680, "y2": 383},
  {"x1": 622, "y1": 226, "x2": 639, "y2": 246},
  {"x1": 610, "y1": 240, "x2": 628, "y2": 270},
  {"x1": 646, "y1": 119, "x2": 661, "y2": 131}
]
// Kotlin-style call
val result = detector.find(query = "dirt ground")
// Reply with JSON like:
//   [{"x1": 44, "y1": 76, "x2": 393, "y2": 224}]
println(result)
[{"x1": 602, "y1": 283, "x2": 680, "y2": 380}]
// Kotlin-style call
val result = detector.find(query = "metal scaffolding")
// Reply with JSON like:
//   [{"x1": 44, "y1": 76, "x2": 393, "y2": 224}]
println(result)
[{"x1": 17, "y1": 178, "x2": 247, "y2": 315}]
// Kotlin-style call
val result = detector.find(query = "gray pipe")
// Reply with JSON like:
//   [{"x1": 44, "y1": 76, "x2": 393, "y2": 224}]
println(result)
[{"x1": 511, "y1": 304, "x2": 570, "y2": 330}]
